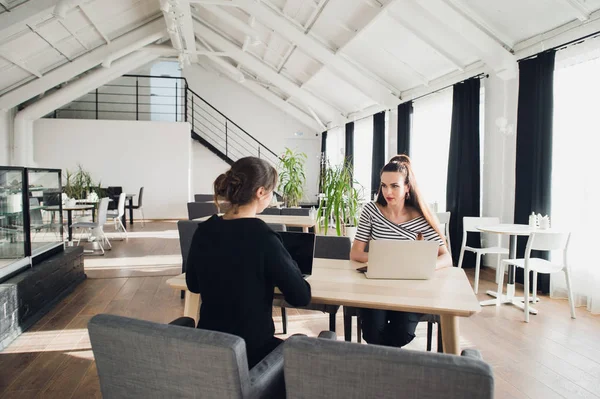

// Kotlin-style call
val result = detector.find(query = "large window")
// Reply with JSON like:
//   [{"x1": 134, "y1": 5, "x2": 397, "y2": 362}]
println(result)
[
  {"x1": 353, "y1": 116, "x2": 374, "y2": 198},
  {"x1": 410, "y1": 87, "x2": 453, "y2": 211},
  {"x1": 551, "y1": 42, "x2": 600, "y2": 314}
]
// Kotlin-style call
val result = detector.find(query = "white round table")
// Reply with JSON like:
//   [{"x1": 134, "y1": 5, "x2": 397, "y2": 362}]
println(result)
[{"x1": 476, "y1": 224, "x2": 559, "y2": 314}]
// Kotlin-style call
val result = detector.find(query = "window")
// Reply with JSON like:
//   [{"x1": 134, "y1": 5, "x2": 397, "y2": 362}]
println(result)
[
  {"x1": 325, "y1": 126, "x2": 344, "y2": 167},
  {"x1": 551, "y1": 41, "x2": 600, "y2": 314},
  {"x1": 353, "y1": 116, "x2": 374, "y2": 198},
  {"x1": 410, "y1": 87, "x2": 453, "y2": 211}
]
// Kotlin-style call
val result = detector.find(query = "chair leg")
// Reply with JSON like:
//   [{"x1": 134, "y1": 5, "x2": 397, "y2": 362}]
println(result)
[
  {"x1": 426, "y1": 322, "x2": 433, "y2": 352},
  {"x1": 457, "y1": 246, "x2": 466, "y2": 269},
  {"x1": 357, "y1": 316, "x2": 362, "y2": 343},
  {"x1": 564, "y1": 269, "x2": 576, "y2": 319},
  {"x1": 343, "y1": 313, "x2": 352, "y2": 342},
  {"x1": 140, "y1": 208, "x2": 145, "y2": 227},
  {"x1": 118, "y1": 218, "x2": 128, "y2": 240},
  {"x1": 524, "y1": 267, "x2": 530, "y2": 323},
  {"x1": 532, "y1": 271, "x2": 538, "y2": 303},
  {"x1": 281, "y1": 307, "x2": 287, "y2": 334},
  {"x1": 474, "y1": 253, "x2": 482, "y2": 294},
  {"x1": 497, "y1": 262, "x2": 505, "y2": 305},
  {"x1": 437, "y1": 323, "x2": 443, "y2": 353},
  {"x1": 329, "y1": 311, "x2": 336, "y2": 332},
  {"x1": 495, "y1": 254, "x2": 502, "y2": 284}
]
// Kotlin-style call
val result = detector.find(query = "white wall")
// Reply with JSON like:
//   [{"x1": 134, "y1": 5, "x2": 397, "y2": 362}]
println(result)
[
  {"x1": 183, "y1": 64, "x2": 321, "y2": 202},
  {"x1": 192, "y1": 140, "x2": 230, "y2": 195},
  {"x1": 0, "y1": 108, "x2": 14, "y2": 164},
  {"x1": 33, "y1": 118, "x2": 192, "y2": 219}
]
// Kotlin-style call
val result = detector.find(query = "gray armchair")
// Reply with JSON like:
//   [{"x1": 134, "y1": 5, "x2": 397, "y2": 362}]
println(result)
[
  {"x1": 88, "y1": 314, "x2": 286, "y2": 399},
  {"x1": 283, "y1": 336, "x2": 494, "y2": 399}
]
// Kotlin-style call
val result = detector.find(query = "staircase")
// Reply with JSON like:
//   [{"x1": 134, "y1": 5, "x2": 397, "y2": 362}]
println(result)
[{"x1": 49, "y1": 74, "x2": 280, "y2": 170}]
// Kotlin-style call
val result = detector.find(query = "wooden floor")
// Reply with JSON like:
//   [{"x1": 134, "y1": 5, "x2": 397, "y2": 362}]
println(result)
[{"x1": 1, "y1": 222, "x2": 600, "y2": 398}]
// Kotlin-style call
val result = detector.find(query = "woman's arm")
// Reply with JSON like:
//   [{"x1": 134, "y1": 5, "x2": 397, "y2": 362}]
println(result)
[
  {"x1": 350, "y1": 239, "x2": 369, "y2": 263},
  {"x1": 436, "y1": 244, "x2": 453, "y2": 270}
]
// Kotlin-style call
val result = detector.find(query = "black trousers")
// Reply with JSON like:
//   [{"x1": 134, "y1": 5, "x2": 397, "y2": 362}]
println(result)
[{"x1": 360, "y1": 309, "x2": 421, "y2": 347}]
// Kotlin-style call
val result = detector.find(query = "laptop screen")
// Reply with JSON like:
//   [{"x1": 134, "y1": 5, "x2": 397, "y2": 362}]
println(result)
[{"x1": 279, "y1": 232, "x2": 315, "y2": 276}]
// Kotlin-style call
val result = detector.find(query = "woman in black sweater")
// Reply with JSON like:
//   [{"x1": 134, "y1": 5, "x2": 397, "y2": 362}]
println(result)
[{"x1": 186, "y1": 156, "x2": 311, "y2": 368}]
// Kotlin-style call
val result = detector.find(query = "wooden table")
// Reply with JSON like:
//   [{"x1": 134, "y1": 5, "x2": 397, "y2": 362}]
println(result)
[
  {"x1": 194, "y1": 214, "x2": 316, "y2": 233},
  {"x1": 166, "y1": 258, "x2": 480, "y2": 355},
  {"x1": 44, "y1": 205, "x2": 94, "y2": 242}
]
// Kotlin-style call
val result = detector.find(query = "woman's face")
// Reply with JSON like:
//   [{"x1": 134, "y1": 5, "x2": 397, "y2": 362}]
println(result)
[{"x1": 380, "y1": 171, "x2": 409, "y2": 206}]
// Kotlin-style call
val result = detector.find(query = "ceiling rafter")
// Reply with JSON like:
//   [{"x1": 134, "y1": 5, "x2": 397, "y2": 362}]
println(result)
[
  {"x1": 562, "y1": 0, "x2": 591, "y2": 21},
  {"x1": 413, "y1": 0, "x2": 515, "y2": 76},
  {"x1": 79, "y1": 4, "x2": 111, "y2": 44},
  {"x1": 0, "y1": 18, "x2": 167, "y2": 110},
  {"x1": 192, "y1": 17, "x2": 347, "y2": 125},
  {"x1": 26, "y1": 23, "x2": 72, "y2": 61},
  {"x1": 202, "y1": 59, "x2": 322, "y2": 131},
  {"x1": 1, "y1": 51, "x2": 43, "y2": 77},
  {"x1": 444, "y1": 0, "x2": 515, "y2": 49},
  {"x1": 387, "y1": 10, "x2": 464, "y2": 71},
  {"x1": 0, "y1": 0, "x2": 61, "y2": 41},
  {"x1": 57, "y1": 19, "x2": 90, "y2": 50},
  {"x1": 234, "y1": 0, "x2": 399, "y2": 108}
]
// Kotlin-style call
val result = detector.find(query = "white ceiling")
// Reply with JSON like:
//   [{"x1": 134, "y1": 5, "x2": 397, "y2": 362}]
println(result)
[{"x1": 1, "y1": 0, "x2": 600, "y2": 131}]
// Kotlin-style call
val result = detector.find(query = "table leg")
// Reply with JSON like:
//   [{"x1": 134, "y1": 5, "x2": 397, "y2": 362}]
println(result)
[
  {"x1": 184, "y1": 291, "x2": 201, "y2": 323},
  {"x1": 92, "y1": 204, "x2": 96, "y2": 223},
  {"x1": 440, "y1": 314, "x2": 459, "y2": 355},
  {"x1": 67, "y1": 210, "x2": 73, "y2": 244},
  {"x1": 480, "y1": 234, "x2": 539, "y2": 314},
  {"x1": 128, "y1": 198, "x2": 134, "y2": 226},
  {"x1": 302, "y1": 226, "x2": 308, "y2": 233}
]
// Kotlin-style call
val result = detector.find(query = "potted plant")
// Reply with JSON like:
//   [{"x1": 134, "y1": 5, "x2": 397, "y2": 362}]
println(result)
[
  {"x1": 278, "y1": 148, "x2": 307, "y2": 208},
  {"x1": 317, "y1": 159, "x2": 365, "y2": 239},
  {"x1": 63, "y1": 164, "x2": 101, "y2": 200}
]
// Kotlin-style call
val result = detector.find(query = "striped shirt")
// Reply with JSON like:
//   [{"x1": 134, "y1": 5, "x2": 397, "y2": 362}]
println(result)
[{"x1": 355, "y1": 202, "x2": 443, "y2": 245}]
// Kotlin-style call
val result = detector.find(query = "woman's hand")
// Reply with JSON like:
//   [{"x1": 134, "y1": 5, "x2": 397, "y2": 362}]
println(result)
[
  {"x1": 350, "y1": 240, "x2": 369, "y2": 263},
  {"x1": 435, "y1": 244, "x2": 453, "y2": 270}
]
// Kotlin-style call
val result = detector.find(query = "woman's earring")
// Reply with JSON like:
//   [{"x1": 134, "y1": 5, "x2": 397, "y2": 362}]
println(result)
[{"x1": 405, "y1": 192, "x2": 410, "y2": 200}]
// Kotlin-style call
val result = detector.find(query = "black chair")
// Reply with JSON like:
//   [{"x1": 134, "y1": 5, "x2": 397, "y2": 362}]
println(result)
[
  {"x1": 106, "y1": 186, "x2": 122, "y2": 211},
  {"x1": 177, "y1": 220, "x2": 201, "y2": 298},
  {"x1": 187, "y1": 202, "x2": 218, "y2": 220},
  {"x1": 194, "y1": 194, "x2": 214, "y2": 202},
  {"x1": 127, "y1": 187, "x2": 145, "y2": 226},
  {"x1": 275, "y1": 235, "x2": 349, "y2": 335},
  {"x1": 260, "y1": 208, "x2": 281, "y2": 215},
  {"x1": 42, "y1": 189, "x2": 61, "y2": 206}
]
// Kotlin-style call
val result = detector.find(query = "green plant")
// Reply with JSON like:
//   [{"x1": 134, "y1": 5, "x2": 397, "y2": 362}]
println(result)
[
  {"x1": 63, "y1": 164, "x2": 99, "y2": 199},
  {"x1": 278, "y1": 148, "x2": 307, "y2": 207},
  {"x1": 317, "y1": 159, "x2": 365, "y2": 236}
]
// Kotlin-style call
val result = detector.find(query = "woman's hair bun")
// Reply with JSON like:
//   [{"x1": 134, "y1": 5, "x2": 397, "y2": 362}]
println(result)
[{"x1": 389, "y1": 154, "x2": 411, "y2": 165}]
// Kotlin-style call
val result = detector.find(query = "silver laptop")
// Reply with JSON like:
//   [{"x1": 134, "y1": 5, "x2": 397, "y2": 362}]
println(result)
[{"x1": 365, "y1": 240, "x2": 439, "y2": 280}]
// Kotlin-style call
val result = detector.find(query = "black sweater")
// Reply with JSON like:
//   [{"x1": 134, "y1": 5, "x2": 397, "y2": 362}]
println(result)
[{"x1": 186, "y1": 215, "x2": 312, "y2": 352}]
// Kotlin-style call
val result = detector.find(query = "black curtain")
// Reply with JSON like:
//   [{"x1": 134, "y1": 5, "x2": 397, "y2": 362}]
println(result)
[
  {"x1": 397, "y1": 101, "x2": 412, "y2": 156},
  {"x1": 345, "y1": 122, "x2": 354, "y2": 171},
  {"x1": 514, "y1": 50, "x2": 556, "y2": 293},
  {"x1": 319, "y1": 131, "x2": 327, "y2": 194},
  {"x1": 371, "y1": 112, "x2": 386, "y2": 197},
  {"x1": 446, "y1": 78, "x2": 481, "y2": 267}
]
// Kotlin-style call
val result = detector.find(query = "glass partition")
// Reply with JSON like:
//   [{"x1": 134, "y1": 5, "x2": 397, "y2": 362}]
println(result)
[
  {"x1": 27, "y1": 169, "x2": 63, "y2": 258},
  {"x1": 0, "y1": 167, "x2": 29, "y2": 280}
]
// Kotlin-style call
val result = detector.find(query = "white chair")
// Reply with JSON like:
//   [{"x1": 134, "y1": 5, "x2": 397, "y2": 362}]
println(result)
[
  {"x1": 106, "y1": 192, "x2": 127, "y2": 240},
  {"x1": 436, "y1": 211, "x2": 452, "y2": 260},
  {"x1": 499, "y1": 232, "x2": 574, "y2": 322},
  {"x1": 72, "y1": 197, "x2": 112, "y2": 255},
  {"x1": 458, "y1": 217, "x2": 509, "y2": 294}
]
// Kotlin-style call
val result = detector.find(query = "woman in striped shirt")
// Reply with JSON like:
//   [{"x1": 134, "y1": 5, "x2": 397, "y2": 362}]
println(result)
[{"x1": 350, "y1": 154, "x2": 452, "y2": 348}]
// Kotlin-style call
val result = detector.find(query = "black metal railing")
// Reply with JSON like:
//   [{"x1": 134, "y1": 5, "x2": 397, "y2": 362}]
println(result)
[{"x1": 49, "y1": 74, "x2": 280, "y2": 168}]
